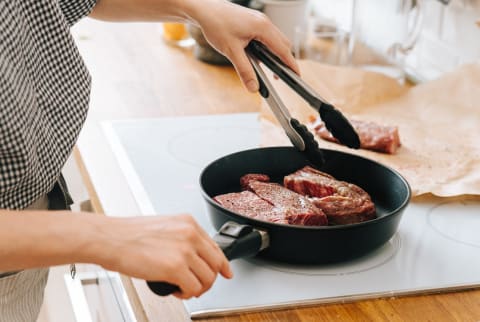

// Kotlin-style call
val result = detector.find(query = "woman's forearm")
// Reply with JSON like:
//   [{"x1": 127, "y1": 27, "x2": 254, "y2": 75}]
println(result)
[
  {"x1": 0, "y1": 211, "x2": 108, "y2": 272},
  {"x1": 0, "y1": 210, "x2": 232, "y2": 299},
  {"x1": 89, "y1": 0, "x2": 213, "y2": 24}
]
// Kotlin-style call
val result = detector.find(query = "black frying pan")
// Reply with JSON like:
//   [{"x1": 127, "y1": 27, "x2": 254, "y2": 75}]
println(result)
[{"x1": 147, "y1": 146, "x2": 411, "y2": 296}]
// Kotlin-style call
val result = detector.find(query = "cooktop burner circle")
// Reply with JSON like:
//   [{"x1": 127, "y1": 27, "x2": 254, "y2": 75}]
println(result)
[
  {"x1": 428, "y1": 201, "x2": 480, "y2": 248},
  {"x1": 167, "y1": 126, "x2": 259, "y2": 167},
  {"x1": 248, "y1": 234, "x2": 401, "y2": 276}
]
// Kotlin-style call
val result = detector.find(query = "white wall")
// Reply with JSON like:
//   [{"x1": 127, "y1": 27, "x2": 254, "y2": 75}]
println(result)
[{"x1": 310, "y1": 0, "x2": 480, "y2": 82}]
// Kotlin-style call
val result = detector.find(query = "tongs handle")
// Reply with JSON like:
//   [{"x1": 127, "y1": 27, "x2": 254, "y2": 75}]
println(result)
[
  {"x1": 247, "y1": 53, "x2": 306, "y2": 151},
  {"x1": 246, "y1": 46, "x2": 325, "y2": 167},
  {"x1": 247, "y1": 41, "x2": 324, "y2": 106}
]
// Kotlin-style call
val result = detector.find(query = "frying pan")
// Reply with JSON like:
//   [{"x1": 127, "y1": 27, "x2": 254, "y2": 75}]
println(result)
[{"x1": 147, "y1": 146, "x2": 411, "y2": 296}]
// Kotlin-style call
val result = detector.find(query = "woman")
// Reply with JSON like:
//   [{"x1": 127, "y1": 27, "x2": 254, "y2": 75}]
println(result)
[{"x1": 0, "y1": 0, "x2": 298, "y2": 320}]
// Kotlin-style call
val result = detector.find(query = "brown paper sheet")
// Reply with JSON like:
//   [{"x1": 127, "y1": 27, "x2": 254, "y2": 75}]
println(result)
[{"x1": 259, "y1": 60, "x2": 480, "y2": 197}]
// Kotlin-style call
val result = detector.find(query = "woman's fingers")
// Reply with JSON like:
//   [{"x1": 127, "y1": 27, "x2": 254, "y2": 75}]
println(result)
[
  {"x1": 254, "y1": 30, "x2": 300, "y2": 75},
  {"x1": 173, "y1": 253, "x2": 226, "y2": 299},
  {"x1": 170, "y1": 225, "x2": 232, "y2": 299},
  {"x1": 251, "y1": 14, "x2": 299, "y2": 75},
  {"x1": 180, "y1": 215, "x2": 233, "y2": 280},
  {"x1": 161, "y1": 215, "x2": 232, "y2": 297},
  {"x1": 228, "y1": 27, "x2": 299, "y2": 92},
  {"x1": 171, "y1": 265, "x2": 203, "y2": 299},
  {"x1": 195, "y1": 229, "x2": 233, "y2": 280},
  {"x1": 229, "y1": 47, "x2": 259, "y2": 92}
]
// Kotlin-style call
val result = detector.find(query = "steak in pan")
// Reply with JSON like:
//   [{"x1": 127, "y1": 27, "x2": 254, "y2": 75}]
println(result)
[
  {"x1": 214, "y1": 190, "x2": 288, "y2": 224},
  {"x1": 240, "y1": 173, "x2": 270, "y2": 191},
  {"x1": 214, "y1": 166, "x2": 375, "y2": 226},
  {"x1": 215, "y1": 176, "x2": 328, "y2": 226},
  {"x1": 244, "y1": 179, "x2": 328, "y2": 226},
  {"x1": 284, "y1": 166, "x2": 376, "y2": 225}
]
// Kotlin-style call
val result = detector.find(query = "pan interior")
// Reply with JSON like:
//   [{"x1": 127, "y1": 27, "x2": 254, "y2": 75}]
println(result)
[{"x1": 200, "y1": 147, "x2": 410, "y2": 223}]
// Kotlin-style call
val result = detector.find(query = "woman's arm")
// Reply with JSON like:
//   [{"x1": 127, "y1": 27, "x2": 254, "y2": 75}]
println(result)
[
  {"x1": 89, "y1": 0, "x2": 299, "y2": 92},
  {"x1": 0, "y1": 210, "x2": 231, "y2": 299},
  {"x1": 89, "y1": 0, "x2": 189, "y2": 22}
]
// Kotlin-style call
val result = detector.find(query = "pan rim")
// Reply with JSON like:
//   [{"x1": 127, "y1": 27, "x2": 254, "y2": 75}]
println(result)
[{"x1": 199, "y1": 146, "x2": 411, "y2": 230}]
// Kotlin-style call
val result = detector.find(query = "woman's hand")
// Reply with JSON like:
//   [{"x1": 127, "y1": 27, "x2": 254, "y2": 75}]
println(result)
[
  {"x1": 185, "y1": 0, "x2": 300, "y2": 92},
  {"x1": 0, "y1": 210, "x2": 230, "y2": 300},
  {"x1": 94, "y1": 214, "x2": 232, "y2": 299}
]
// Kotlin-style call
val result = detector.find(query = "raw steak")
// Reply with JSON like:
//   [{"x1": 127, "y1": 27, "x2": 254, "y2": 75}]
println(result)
[
  {"x1": 284, "y1": 166, "x2": 376, "y2": 225},
  {"x1": 214, "y1": 175, "x2": 328, "y2": 226},
  {"x1": 244, "y1": 179, "x2": 328, "y2": 226},
  {"x1": 214, "y1": 191, "x2": 288, "y2": 224},
  {"x1": 240, "y1": 174, "x2": 270, "y2": 191},
  {"x1": 312, "y1": 118, "x2": 401, "y2": 154}
]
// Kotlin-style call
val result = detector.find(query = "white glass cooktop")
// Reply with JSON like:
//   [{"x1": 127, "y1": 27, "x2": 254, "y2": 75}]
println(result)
[{"x1": 103, "y1": 113, "x2": 480, "y2": 319}]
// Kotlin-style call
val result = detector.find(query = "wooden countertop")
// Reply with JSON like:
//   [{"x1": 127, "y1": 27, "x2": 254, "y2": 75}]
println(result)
[{"x1": 72, "y1": 19, "x2": 480, "y2": 322}]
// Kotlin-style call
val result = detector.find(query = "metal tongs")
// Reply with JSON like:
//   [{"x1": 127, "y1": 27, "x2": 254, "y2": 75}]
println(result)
[{"x1": 246, "y1": 41, "x2": 360, "y2": 166}]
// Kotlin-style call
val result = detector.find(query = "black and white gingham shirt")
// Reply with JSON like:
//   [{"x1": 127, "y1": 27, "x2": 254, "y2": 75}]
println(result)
[{"x1": 0, "y1": 0, "x2": 97, "y2": 209}]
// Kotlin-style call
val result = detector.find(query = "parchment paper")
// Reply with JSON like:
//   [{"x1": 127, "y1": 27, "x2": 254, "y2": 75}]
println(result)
[{"x1": 259, "y1": 60, "x2": 480, "y2": 197}]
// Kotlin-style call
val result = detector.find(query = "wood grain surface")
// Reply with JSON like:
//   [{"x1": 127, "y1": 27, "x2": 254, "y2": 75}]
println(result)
[{"x1": 72, "y1": 18, "x2": 480, "y2": 322}]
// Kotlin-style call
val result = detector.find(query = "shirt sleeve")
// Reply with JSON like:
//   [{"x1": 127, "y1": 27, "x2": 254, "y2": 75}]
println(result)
[{"x1": 58, "y1": 0, "x2": 98, "y2": 26}]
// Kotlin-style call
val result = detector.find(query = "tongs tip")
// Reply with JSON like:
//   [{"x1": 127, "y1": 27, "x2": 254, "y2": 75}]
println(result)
[
  {"x1": 319, "y1": 103, "x2": 360, "y2": 149},
  {"x1": 247, "y1": 40, "x2": 360, "y2": 150}
]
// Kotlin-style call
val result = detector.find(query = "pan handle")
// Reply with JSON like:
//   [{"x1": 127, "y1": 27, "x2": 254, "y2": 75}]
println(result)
[{"x1": 146, "y1": 221, "x2": 269, "y2": 296}]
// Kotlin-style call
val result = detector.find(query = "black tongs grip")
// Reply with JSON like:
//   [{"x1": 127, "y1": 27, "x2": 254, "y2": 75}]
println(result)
[{"x1": 246, "y1": 41, "x2": 360, "y2": 149}]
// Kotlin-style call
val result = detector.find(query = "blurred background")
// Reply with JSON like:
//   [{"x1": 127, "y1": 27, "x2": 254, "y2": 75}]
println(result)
[
  {"x1": 161, "y1": 0, "x2": 480, "y2": 83},
  {"x1": 305, "y1": 0, "x2": 480, "y2": 83}
]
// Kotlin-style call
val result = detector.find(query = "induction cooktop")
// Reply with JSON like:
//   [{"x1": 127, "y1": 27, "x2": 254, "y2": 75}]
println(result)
[{"x1": 103, "y1": 113, "x2": 480, "y2": 319}]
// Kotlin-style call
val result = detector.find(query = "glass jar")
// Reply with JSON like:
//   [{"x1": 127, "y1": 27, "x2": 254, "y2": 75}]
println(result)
[{"x1": 161, "y1": 22, "x2": 195, "y2": 47}]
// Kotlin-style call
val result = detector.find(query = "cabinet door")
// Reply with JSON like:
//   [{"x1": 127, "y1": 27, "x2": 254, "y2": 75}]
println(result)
[{"x1": 63, "y1": 265, "x2": 137, "y2": 322}]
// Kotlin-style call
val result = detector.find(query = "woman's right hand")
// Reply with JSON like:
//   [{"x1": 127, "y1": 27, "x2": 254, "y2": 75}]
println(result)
[{"x1": 91, "y1": 214, "x2": 232, "y2": 299}]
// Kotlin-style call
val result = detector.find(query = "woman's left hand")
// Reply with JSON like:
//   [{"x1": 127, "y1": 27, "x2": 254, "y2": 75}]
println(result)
[{"x1": 186, "y1": 0, "x2": 299, "y2": 92}]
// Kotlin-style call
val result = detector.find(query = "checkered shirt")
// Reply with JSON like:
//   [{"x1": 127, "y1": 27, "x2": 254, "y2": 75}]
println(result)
[{"x1": 0, "y1": 0, "x2": 97, "y2": 209}]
